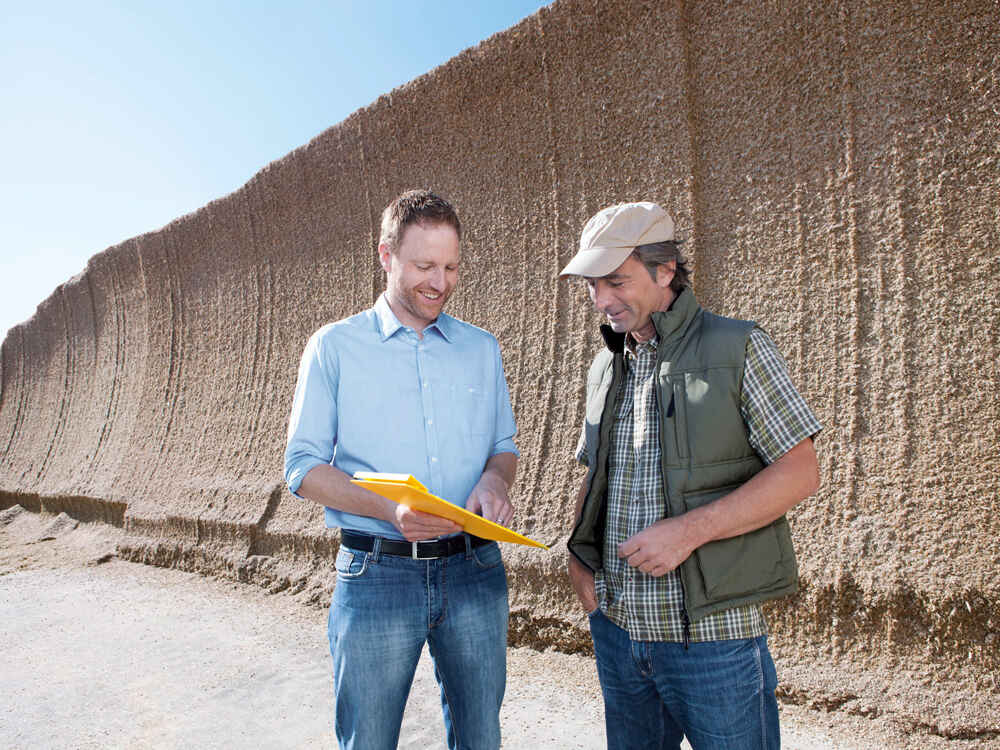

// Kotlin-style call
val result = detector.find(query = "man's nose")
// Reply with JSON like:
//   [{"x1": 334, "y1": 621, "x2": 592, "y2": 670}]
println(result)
[
  {"x1": 428, "y1": 268, "x2": 446, "y2": 290},
  {"x1": 591, "y1": 283, "x2": 612, "y2": 311}
]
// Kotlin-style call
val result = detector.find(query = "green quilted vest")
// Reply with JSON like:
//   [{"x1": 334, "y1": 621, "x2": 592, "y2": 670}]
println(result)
[{"x1": 568, "y1": 288, "x2": 799, "y2": 622}]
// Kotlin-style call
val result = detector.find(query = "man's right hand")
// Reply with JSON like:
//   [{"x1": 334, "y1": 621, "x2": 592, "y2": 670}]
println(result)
[
  {"x1": 568, "y1": 554, "x2": 598, "y2": 613},
  {"x1": 299, "y1": 465, "x2": 461, "y2": 540},
  {"x1": 393, "y1": 504, "x2": 461, "y2": 541}
]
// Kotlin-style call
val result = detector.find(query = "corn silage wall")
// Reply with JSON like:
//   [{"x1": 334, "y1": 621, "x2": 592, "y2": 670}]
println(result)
[{"x1": 1, "y1": 0, "x2": 997, "y2": 732}]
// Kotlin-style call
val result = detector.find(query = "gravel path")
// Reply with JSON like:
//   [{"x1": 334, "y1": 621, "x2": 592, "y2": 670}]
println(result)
[{"x1": 0, "y1": 507, "x2": 917, "y2": 749}]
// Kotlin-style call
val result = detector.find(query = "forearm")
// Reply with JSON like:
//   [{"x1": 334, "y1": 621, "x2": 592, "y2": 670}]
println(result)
[
  {"x1": 618, "y1": 439, "x2": 819, "y2": 575},
  {"x1": 682, "y1": 438, "x2": 819, "y2": 547},
  {"x1": 567, "y1": 472, "x2": 591, "y2": 565},
  {"x1": 297, "y1": 463, "x2": 397, "y2": 523},
  {"x1": 567, "y1": 473, "x2": 597, "y2": 609},
  {"x1": 481, "y1": 451, "x2": 518, "y2": 489}
]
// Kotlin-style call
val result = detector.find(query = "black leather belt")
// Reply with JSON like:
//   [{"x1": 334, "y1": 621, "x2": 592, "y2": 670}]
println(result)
[{"x1": 340, "y1": 530, "x2": 490, "y2": 560}]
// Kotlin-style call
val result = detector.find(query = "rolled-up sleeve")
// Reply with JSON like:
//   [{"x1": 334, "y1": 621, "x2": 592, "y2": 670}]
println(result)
[
  {"x1": 490, "y1": 342, "x2": 519, "y2": 458},
  {"x1": 284, "y1": 329, "x2": 339, "y2": 496}
]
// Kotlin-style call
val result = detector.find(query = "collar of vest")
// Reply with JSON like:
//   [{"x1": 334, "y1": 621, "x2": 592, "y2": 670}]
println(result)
[{"x1": 599, "y1": 287, "x2": 700, "y2": 354}]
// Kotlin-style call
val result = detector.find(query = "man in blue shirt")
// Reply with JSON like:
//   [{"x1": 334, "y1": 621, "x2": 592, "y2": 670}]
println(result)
[{"x1": 285, "y1": 189, "x2": 519, "y2": 750}]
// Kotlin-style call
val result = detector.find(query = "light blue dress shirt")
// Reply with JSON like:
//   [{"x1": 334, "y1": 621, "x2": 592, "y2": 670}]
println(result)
[{"x1": 284, "y1": 294, "x2": 519, "y2": 539}]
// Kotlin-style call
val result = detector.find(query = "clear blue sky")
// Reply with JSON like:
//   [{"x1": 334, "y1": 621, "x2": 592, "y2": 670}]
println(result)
[{"x1": 0, "y1": 0, "x2": 548, "y2": 343}]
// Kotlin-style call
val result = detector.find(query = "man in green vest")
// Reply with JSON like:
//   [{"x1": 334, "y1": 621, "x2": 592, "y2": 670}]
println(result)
[{"x1": 562, "y1": 201, "x2": 822, "y2": 750}]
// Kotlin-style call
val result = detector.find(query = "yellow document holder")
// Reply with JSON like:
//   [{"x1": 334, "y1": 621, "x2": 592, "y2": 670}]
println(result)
[{"x1": 350, "y1": 472, "x2": 548, "y2": 549}]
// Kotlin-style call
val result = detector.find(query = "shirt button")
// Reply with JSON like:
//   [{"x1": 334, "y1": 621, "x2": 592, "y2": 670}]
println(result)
[
  {"x1": 427, "y1": 419, "x2": 433, "y2": 425},
  {"x1": 431, "y1": 457, "x2": 438, "y2": 463}
]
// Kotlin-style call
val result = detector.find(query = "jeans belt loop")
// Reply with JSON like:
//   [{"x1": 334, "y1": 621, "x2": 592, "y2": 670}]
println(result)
[
  {"x1": 372, "y1": 536, "x2": 382, "y2": 563},
  {"x1": 411, "y1": 541, "x2": 419, "y2": 560},
  {"x1": 463, "y1": 532, "x2": 472, "y2": 559}
]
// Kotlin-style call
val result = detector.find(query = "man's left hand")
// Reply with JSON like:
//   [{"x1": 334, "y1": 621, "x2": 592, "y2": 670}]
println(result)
[
  {"x1": 466, "y1": 472, "x2": 514, "y2": 526},
  {"x1": 618, "y1": 517, "x2": 696, "y2": 577}
]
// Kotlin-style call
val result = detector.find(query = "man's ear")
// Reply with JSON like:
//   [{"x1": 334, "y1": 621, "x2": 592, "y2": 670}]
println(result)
[
  {"x1": 656, "y1": 261, "x2": 676, "y2": 289},
  {"x1": 378, "y1": 243, "x2": 392, "y2": 273}
]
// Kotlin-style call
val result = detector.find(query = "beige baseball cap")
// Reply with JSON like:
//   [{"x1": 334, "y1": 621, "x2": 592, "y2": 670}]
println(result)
[{"x1": 559, "y1": 201, "x2": 675, "y2": 278}]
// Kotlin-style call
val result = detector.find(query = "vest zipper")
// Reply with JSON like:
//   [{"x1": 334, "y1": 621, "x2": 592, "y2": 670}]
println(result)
[
  {"x1": 676, "y1": 534, "x2": 691, "y2": 649},
  {"x1": 657, "y1": 375, "x2": 692, "y2": 649}
]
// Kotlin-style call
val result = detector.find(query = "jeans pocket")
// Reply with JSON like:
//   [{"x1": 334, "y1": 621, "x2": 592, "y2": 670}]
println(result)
[
  {"x1": 471, "y1": 541, "x2": 503, "y2": 570},
  {"x1": 335, "y1": 548, "x2": 369, "y2": 579}
]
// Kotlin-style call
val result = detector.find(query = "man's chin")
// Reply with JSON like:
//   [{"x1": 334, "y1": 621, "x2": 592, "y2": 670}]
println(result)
[
  {"x1": 606, "y1": 319, "x2": 630, "y2": 333},
  {"x1": 420, "y1": 301, "x2": 446, "y2": 320}
]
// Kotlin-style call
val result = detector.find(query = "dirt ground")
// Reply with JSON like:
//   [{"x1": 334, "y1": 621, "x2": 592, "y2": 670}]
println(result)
[{"x1": 0, "y1": 506, "x2": 981, "y2": 749}]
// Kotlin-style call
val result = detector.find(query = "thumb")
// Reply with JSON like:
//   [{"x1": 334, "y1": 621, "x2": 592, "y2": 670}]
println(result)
[{"x1": 618, "y1": 536, "x2": 638, "y2": 558}]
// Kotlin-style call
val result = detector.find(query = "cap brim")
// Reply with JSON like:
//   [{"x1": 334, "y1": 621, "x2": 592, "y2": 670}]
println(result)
[{"x1": 558, "y1": 246, "x2": 634, "y2": 278}]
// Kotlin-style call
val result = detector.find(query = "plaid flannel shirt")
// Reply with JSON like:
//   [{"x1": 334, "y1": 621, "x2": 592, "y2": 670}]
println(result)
[{"x1": 579, "y1": 327, "x2": 821, "y2": 642}]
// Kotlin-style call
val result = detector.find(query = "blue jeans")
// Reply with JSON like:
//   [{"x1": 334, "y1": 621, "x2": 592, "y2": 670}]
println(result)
[
  {"x1": 328, "y1": 537, "x2": 508, "y2": 750},
  {"x1": 589, "y1": 609, "x2": 780, "y2": 750}
]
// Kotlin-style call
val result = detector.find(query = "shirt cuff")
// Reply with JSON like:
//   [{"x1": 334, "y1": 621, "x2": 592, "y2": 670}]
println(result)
[
  {"x1": 491, "y1": 438, "x2": 520, "y2": 458},
  {"x1": 285, "y1": 458, "x2": 328, "y2": 498}
]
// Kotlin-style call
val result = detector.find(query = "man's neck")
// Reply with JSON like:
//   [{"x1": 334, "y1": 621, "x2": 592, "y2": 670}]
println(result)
[
  {"x1": 384, "y1": 295, "x2": 429, "y2": 339},
  {"x1": 629, "y1": 322, "x2": 657, "y2": 344},
  {"x1": 629, "y1": 289, "x2": 677, "y2": 343}
]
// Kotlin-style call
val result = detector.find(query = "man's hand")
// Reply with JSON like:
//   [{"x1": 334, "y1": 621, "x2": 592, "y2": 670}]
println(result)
[
  {"x1": 618, "y1": 438, "x2": 821, "y2": 576},
  {"x1": 618, "y1": 516, "x2": 696, "y2": 577},
  {"x1": 392, "y1": 504, "x2": 461, "y2": 541},
  {"x1": 299, "y1": 464, "x2": 460, "y2": 540},
  {"x1": 568, "y1": 554, "x2": 598, "y2": 613},
  {"x1": 466, "y1": 470, "x2": 514, "y2": 526}
]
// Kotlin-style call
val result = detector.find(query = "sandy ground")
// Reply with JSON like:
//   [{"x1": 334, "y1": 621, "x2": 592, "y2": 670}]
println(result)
[{"x1": 0, "y1": 506, "x2": 961, "y2": 750}]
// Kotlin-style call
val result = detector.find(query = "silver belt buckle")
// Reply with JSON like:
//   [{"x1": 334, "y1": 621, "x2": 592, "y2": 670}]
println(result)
[{"x1": 412, "y1": 541, "x2": 419, "y2": 559}]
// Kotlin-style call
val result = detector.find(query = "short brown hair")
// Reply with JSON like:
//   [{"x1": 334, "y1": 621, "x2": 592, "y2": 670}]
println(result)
[
  {"x1": 379, "y1": 189, "x2": 461, "y2": 252},
  {"x1": 632, "y1": 241, "x2": 690, "y2": 292}
]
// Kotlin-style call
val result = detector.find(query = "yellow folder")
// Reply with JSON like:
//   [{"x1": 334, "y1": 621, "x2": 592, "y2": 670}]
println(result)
[{"x1": 350, "y1": 472, "x2": 548, "y2": 549}]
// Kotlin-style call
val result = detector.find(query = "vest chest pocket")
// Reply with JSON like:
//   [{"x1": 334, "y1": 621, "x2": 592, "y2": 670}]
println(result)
[
  {"x1": 680, "y1": 367, "x2": 749, "y2": 465},
  {"x1": 659, "y1": 376, "x2": 689, "y2": 463}
]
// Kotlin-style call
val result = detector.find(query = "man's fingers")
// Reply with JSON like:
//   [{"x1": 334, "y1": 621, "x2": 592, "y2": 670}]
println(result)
[
  {"x1": 490, "y1": 500, "x2": 514, "y2": 525},
  {"x1": 620, "y1": 546, "x2": 642, "y2": 563},
  {"x1": 624, "y1": 550, "x2": 676, "y2": 576},
  {"x1": 618, "y1": 537, "x2": 639, "y2": 558},
  {"x1": 479, "y1": 493, "x2": 513, "y2": 524},
  {"x1": 418, "y1": 516, "x2": 460, "y2": 533},
  {"x1": 397, "y1": 506, "x2": 460, "y2": 537}
]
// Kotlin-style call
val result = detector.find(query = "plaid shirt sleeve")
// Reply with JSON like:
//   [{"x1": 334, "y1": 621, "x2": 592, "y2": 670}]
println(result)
[{"x1": 741, "y1": 327, "x2": 822, "y2": 464}]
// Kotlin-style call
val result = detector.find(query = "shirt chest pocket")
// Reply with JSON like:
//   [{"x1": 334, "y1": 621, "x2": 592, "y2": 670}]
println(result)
[{"x1": 448, "y1": 382, "x2": 492, "y2": 437}]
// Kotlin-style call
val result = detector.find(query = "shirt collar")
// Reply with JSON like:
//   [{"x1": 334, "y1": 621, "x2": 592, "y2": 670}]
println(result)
[
  {"x1": 625, "y1": 333, "x2": 659, "y2": 359},
  {"x1": 373, "y1": 293, "x2": 456, "y2": 343}
]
